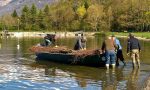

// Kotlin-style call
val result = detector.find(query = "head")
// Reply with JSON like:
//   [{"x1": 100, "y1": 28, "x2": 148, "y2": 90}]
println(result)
[
  {"x1": 111, "y1": 34, "x2": 116, "y2": 40},
  {"x1": 128, "y1": 33, "x2": 134, "y2": 38},
  {"x1": 103, "y1": 34, "x2": 109, "y2": 40},
  {"x1": 46, "y1": 34, "x2": 50, "y2": 37},
  {"x1": 108, "y1": 36, "x2": 112, "y2": 39}
]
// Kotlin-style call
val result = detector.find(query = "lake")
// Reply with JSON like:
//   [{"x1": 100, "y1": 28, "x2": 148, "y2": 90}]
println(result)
[{"x1": 0, "y1": 35, "x2": 150, "y2": 90}]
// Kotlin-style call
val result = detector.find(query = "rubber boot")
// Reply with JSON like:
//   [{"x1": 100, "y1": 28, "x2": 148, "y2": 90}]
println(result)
[
  {"x1": 116, "y1": 60, "x2": 119, "y2": 66},
  {"x1": 112, "y1": 64, "x2": 115, "y2": 73},
  {"x1": 106, "y1": 64, "x2": 109, "y2": 73},
  {"x1": 122, "y1": 61, "x2": 126, "y2": 66},
  {"x1": 112, "y1": 64, "x2": 116, "y2": 69},
  {"x1": 137, "y1": 60, "x2": 140, "y2": 68},
  {"x1": 106, "y1": 64, "x2": 109, "y2": 69},
  {"x1": 132, "y1": 61, "x2": 136, "y2": 68}
]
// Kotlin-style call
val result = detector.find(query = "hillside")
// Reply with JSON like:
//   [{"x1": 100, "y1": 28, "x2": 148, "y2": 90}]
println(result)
[
  {"x1": 0, "y1": 0, "x2": 12, "y2": 7},
  {"x1": 0, "y1": 0, "x2": 55, "y2": 16}
]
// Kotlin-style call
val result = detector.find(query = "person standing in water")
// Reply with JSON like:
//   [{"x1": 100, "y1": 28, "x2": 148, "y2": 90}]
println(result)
[
  {"x1": 111, "y1": 35, "x2": 126, "y2": 66},
  {"x1": 101, "y1": 35, "x2": 117, "y2": 69},
  {"x1": 127, "y1": 33, "x2": 141, "y2": 68}
]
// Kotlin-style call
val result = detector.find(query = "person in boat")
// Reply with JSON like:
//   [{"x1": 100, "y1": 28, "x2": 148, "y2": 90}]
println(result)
[
  {"x1": 111, "y1": 35, "x2": 126, "y2": 66},
  {"x1": 127, "y1": 33, "x2": 141, "y2": 68},
  {"x1": 74, "y1": 34, "x2": 83, "y2": 50},
  {"x1": 44, "y1": 34, "x2": 56, "y2": 46},
  {"x1": 101, "y1": 35, "x2": 117, "y2": 69},
  {"x1": 74, "y1": 33, "x2": 87, "y2": 50},
  {"x1": 81, "y1": 33, "x2": 87, "y2": 50}
]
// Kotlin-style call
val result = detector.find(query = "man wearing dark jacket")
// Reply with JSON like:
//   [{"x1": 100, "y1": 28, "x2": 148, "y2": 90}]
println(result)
[{"x1": 127, "y1": 33, "x2": 141, "y2": 68}]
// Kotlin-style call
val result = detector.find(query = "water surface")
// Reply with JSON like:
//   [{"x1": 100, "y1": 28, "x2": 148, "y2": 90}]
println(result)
[{"x1": 0, "y1": 36, "x2": 150, "y2": 90}]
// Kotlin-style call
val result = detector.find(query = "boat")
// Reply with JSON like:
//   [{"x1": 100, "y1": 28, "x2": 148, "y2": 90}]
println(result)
[{"x1": 30, "y1": 46, "x2": 106, "y2": 67}]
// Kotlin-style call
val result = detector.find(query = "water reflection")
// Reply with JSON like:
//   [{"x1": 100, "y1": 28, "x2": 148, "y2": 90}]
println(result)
[
  {"x1": 126, "y1": 68, "x2": 140, "y2": 90},
  {"x1": 101, "y1": 66, "x2": 124, "y2": 90},
  {"x1": 32, "y1": 60, "x2": 150, "y2": 90}
]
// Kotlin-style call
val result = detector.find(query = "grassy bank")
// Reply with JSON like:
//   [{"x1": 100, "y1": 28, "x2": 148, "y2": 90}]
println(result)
[{"x1": 95, "y1": 32, "x2": 150, "y2": 39}]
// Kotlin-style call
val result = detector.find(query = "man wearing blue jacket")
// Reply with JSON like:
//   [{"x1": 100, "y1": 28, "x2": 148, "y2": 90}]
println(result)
[{"x1": 112, "y1": 35, "x2": 126, "y2": 66}]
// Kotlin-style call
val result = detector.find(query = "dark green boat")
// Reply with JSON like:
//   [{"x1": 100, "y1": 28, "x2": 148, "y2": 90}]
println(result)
[{"x1": 36, "y1": 52, "x2": 106, "y2": 67}]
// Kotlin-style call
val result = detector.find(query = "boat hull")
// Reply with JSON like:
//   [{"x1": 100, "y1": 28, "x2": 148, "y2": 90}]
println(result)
[{"x1": 36, "y1": 52, "x2": 106, "y2": 67}]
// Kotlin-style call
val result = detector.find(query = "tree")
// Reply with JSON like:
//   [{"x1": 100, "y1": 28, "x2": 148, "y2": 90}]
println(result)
[
  {"x1": 38, "y1": 9, "x2": 46, "y2": 30},
  {"x1": 2, "y1": 0, "x2": 150, "y2": 32},
  {"x1": 76, "y1": 5, "x2": 86, "y2": 19},
  {"x1": 107, "y1": 6, "x2": 113, "y2": 31},
  {"x1": 30, "y1": 4, "x2": 37, "y2": 17},
  {"x1": 1, "y1": 15, "x2": 18, "y2": 31},
  {"x1": 84, "y1": 0, "x2": 89, "y2": 10},
  {"x1": 11, "y1": 10, "x2": 18, "y2": 18},
  {"x1": 20, "y1": 5, "x2": 30, "y2": 30},
  {"x1": 30, "y1": 4, "x2": 38, "y2": 30},
  {"x1": 86, "y1": 4, "x2": 104, "y2": 31},
  {"x1": 44, "y1": 4, "x2": 50, "y2": 15},
  {"x1": 22, "y1": 5, "x2": 30, "y2": 15}
]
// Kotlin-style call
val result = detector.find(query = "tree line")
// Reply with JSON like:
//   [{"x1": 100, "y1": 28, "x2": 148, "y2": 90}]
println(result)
[{"x1": 0, "y1": 0, "x2": 150, "y2": 32}]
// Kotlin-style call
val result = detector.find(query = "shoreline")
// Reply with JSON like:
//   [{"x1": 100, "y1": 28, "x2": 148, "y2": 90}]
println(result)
[
  {"x1": 95, "y1": 32, "x2": 150, "y2": 41},
  {"x1": 115, "y1": 35, "x2": 150, "y2": 41},
  {"x1": 0, "y1": 31, "x2": 95, "y2": 38},
  {"x1": 1, "y1": 31, "x2": 150, "y2": 41}
]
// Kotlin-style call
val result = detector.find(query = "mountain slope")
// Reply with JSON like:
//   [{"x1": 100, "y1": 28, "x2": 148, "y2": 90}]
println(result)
[
  {"x1": 0, "y1": 0, "x2": 55, "y2": 16},
  {"x1": 0, "y1": 0, "x2": 12, "y2": 7}
]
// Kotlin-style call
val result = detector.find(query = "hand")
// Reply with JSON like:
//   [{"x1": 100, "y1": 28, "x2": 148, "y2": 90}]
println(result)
[
  {"x1": 100, "y1": 51, "x2": 103, "y2": 54},
  {"x1": 127, "y1": 53, "x2": 130, "y2": 56},
  {"x1": 102, "y1": 51, "x2": 105, "y2": 54}
]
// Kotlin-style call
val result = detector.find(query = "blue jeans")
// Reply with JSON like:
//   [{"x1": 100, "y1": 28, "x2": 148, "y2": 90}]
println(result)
[{"x1": 105, "y1": 50, "x2": 116, "y2": 65}]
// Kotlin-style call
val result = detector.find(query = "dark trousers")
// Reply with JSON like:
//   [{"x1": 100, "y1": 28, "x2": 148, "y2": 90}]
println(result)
[{"x1": 116, "y1": 49, "x2": 125, "y2": 65}]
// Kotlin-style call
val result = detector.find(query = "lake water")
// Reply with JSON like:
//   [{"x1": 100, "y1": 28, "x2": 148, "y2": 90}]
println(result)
[{"x1": 0, "y1": 35, "x2": 150, "y2": 90}]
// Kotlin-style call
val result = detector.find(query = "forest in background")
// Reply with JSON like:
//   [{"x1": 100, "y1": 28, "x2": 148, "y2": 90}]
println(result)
[{"x1": 0, "y1": 0, "x2": 150, "y2": 32}]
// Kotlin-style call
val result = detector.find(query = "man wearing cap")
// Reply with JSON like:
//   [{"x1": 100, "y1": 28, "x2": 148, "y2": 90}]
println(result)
[{"x1": 111, "y1": 35, "x2": 126, "y2": 66}]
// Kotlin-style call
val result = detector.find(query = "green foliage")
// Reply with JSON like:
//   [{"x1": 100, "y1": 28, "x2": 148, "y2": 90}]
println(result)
[
  {"x1": 44, "y1": 4, "x2": 50, "y2": 15},
  {"x1": 20, "y1": 5, "x2": 30, "y2": 30},
  {"x1": 22, "y1": 5, "x2": 29, "y2": 14},
  {"x1": 30, "y1": 4, "x2": 37, "y2": 16},
  {"x1": 30, "y1": 4, "x2": 37, "y2": 25},
  {"x1": 76, "y1": 5, "x2": 86, "y2": 19},
  {"x1": 11, "y1": 10, "x2": 18, "y2": 17},
  {"x1": 1, "y1": 0, "x2": 150, "y2": 32},
  {"x1": 84, "y1": 0, "x2": 89, "y2": 10}
]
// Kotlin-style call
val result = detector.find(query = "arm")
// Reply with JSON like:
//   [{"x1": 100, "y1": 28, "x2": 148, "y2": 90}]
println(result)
[
  {"x1": 138, "y1": 40, "x2": 141, "y2": 52},
  {"x1": 127, "y1": 39, "x2": 130, "y2": 53},
  {"x1": 78, "y1": 38, "x2": 83, "y2": 49},
  {"x1": 117, "y1": 40, "x2": 121, "y2": 49},
  {"x1": 113, "y1": 40, "x2": 118, "y2": 50},
  {"x1": 101, "y1": 41, "x2": 105, "y2": 52}
]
